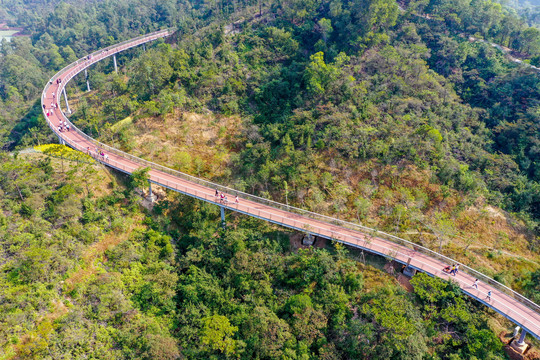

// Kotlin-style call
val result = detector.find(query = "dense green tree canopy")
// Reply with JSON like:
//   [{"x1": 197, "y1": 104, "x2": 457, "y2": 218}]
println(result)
[{"x1": 0, "y1": 0, "x2": 538, "y2": 358}]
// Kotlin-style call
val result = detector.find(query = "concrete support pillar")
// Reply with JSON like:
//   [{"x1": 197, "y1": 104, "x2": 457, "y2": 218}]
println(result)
[
  {"x1": 220, "y1": 206, "x2": 225, "y2": 228},
  {"x1": 403, "y1": 266, "x2": 417, "y2": 277},
  {"x1": 517, "y1": 330, "x2": 527, "y2": 345},
  {"x1": 146, "y1": 180, "x2": 157, "y2": 202},
  {"x1": 302, "y1": 233, "x2": 315, "y2": 245},
  {"x1": 511, "y1": 329, "x2": 528, "y2": 353},
  {"x1": 62, "y1": 88, "x2": 71, "y2": 114},
  {"x1": 113, "y1": 54, "x2": 118, "y2": 73},
  {"x1": 85, "y1": 69, "x2": 90, "y2": 92}
]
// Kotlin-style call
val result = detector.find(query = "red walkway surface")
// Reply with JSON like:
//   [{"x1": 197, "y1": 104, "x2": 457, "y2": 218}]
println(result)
[{"x1": 41, "y1": 30, "x2": 540, "y2": 341}]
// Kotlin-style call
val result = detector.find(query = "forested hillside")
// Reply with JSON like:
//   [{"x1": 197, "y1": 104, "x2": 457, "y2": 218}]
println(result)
[
  {"x1": 0, "y1": 152, "x2": 508, "y2": 359},
  {"x1": 0, "y1": 0, "x2": 539, "y2": 358},
  {"x1": 64, "y1": 0, "x2": 540, "y2": 287}
]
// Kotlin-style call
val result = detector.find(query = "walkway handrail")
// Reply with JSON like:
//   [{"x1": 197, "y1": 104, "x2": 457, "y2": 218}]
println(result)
[{"x1": 40, "y1": 30, "x2": 540, "y2": 338}]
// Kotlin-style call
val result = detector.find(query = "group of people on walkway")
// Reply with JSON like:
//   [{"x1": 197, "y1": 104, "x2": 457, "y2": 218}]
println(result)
[
  {"x1": 215, "y1": 189, "x2": 239, "y2": 205},
  {"x1": 471, "y1": 278, "x2": 492, "y2": 302},
  {"x1": 43, "y1": 102, "x2": 60, "y2": 118},
  {"x1": 86, "y1": 147, "x2": 108, "y2": 162},
  {"x1": 444, "y1": 264, "x2": 460, "y2": 276},
  {"x1": 444, "y1": 264, "x2": 493, "y2": 302},
  {"x1": 48, "y1": 78, "x2": 62, "y2": 86},
  {"x1": 57, "y1": 120, "x2": 70, "y2": 132}
]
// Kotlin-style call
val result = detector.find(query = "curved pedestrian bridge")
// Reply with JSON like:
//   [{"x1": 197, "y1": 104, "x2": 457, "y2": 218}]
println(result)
[{"x1": 41, "y1": 29, "x2": 540, "y2": 342}]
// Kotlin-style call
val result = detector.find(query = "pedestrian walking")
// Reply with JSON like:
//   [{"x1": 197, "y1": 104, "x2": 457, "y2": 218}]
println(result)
[
  {"x1": 104, "y1": 154, "x2": 109, "y2": 162},
  {"x1": 450, "y1": 264, "x2": 456, "y2": 276},
  {"x1": 454, "y1": 264, "x2": 459, "y2": 275},
  {"x1": 235, "y1": 195, "x2": 239, "y2": 204},
  {"x1": 224, "y1": 196, "x2": 228, "y2": 205},
  {"x1": 486, "y1": 290, "x2": 492, "y2": 302},
  {"x1": 215, "y1": 189, "x2": 219, "y2": 198},
  {"x1": 66, "y1": 124, "x2": 70, "y2": 131},
  {"x1": 472, "y1": 279, "x2": 479, "y2": 289}
]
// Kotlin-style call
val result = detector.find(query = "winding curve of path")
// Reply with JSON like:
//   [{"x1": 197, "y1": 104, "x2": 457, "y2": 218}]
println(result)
[{"x1": 41, "y1": 29, "x2": 540, "y2": 342}]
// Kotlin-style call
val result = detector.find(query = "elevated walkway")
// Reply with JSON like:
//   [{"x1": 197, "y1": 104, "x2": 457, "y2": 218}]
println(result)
[{"x1": 41, "y1": 29, "x2": 540, "y2": 343}]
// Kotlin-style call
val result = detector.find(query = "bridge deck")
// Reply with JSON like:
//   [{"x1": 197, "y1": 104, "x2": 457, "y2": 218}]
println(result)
[{"x1": 40, "y1": 30, "x2": 540, "y2": 341}]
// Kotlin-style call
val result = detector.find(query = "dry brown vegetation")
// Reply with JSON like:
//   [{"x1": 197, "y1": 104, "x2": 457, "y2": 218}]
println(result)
[{"x1": 115, "y1": 110, "x2": 244, "y2": 178}]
